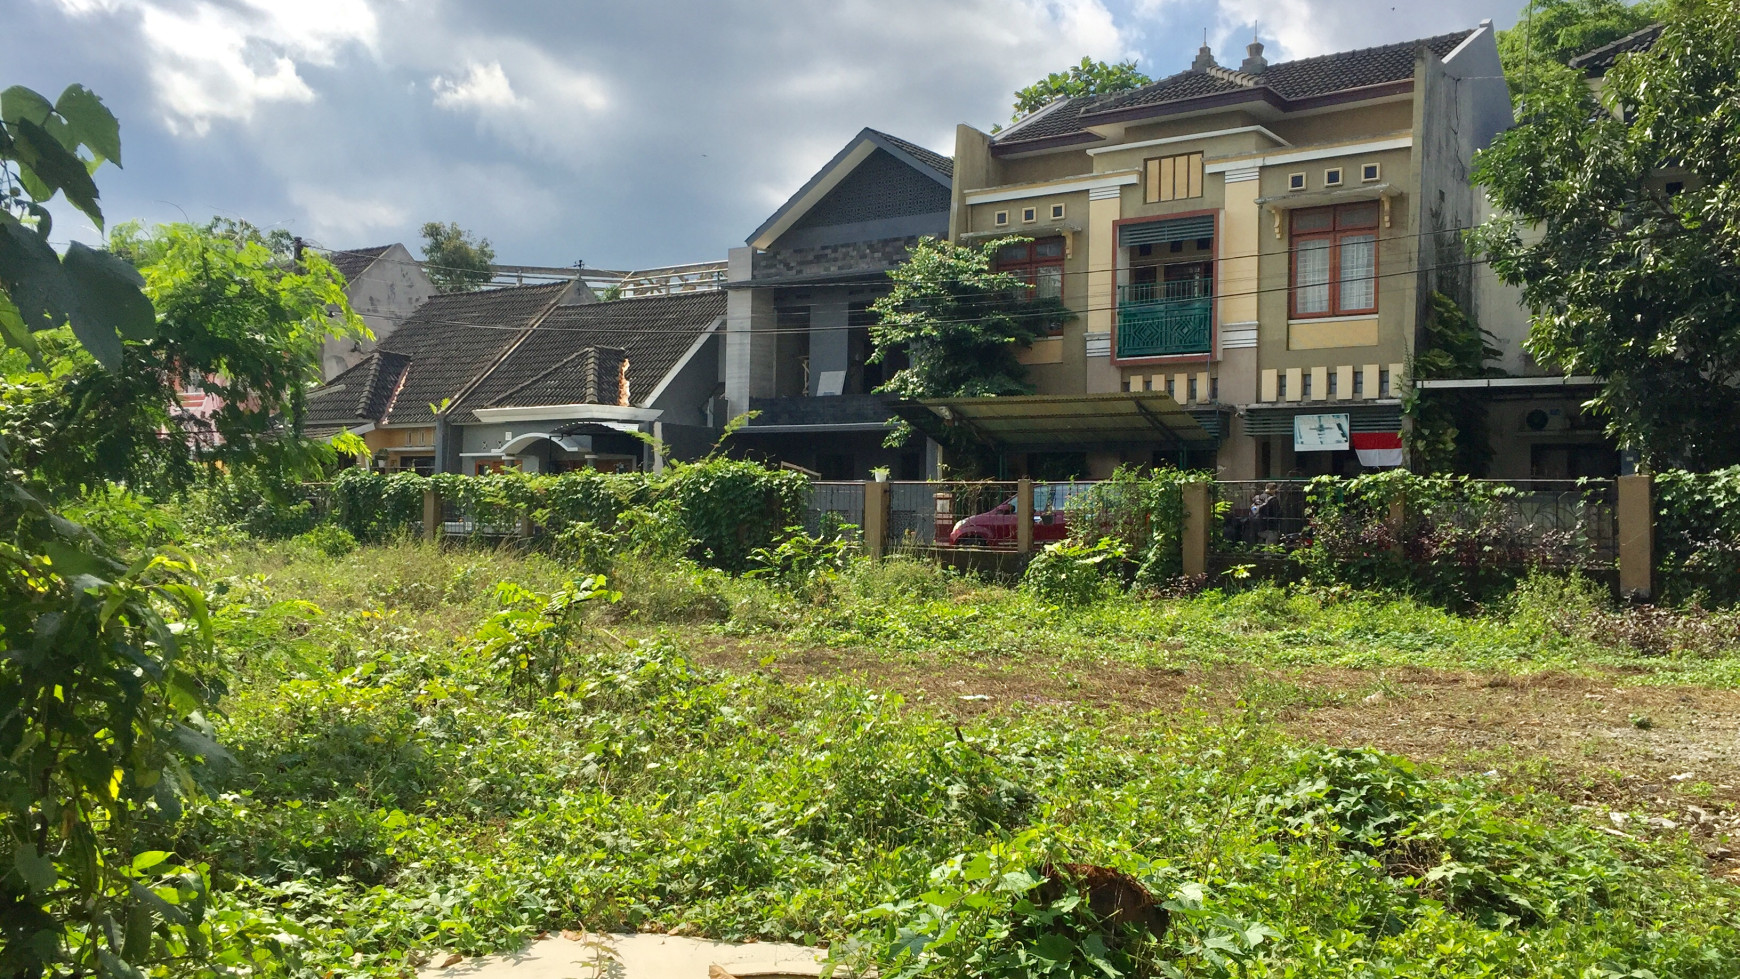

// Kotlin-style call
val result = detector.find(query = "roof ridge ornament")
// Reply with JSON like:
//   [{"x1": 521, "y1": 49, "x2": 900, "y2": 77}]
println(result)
[
  {"x1": 1191, "y1": 31, "x2": 1217, "y2": 71},
  {"x1": 1241, "y1": 25, "x2": 1268, "y2": 75}
]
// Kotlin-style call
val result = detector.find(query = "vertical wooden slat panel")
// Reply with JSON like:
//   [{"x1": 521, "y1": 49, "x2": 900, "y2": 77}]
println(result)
[{"x1": 1187, "y1": 153, "x2": 1203, "y2": 199}]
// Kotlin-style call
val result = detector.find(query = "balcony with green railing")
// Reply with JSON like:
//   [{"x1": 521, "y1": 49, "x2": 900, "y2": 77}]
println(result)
[{"x1": 1116, "y1": 282, "x2": 1213, "y2": 358}]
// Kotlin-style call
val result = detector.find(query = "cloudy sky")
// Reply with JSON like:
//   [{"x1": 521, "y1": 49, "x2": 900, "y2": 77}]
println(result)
[{"x1": 21, "y1": 0, "x2": 1528, "y2": 269}]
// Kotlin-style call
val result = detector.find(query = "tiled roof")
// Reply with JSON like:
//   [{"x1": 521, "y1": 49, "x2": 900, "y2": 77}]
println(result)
[
  {"x1": 453, "y1": 290, "x2": 726, "y2": 413},
  {"x1": 303, "y1": 349, "x2": 411, "y2": 435},
  {"x1": 993, "y1": 29, "x2": 1476, "y2": 149},
  {"x1": 370, "y1": 282, "x2": 571, "y2": 425},
  {"x1": 491, "y1": 346, "x2": 628, "y2": 409},
  {"x1": 325, "y1": 245, "x2": 391, "y2": 283},
  {"x1": 867, "y1": 129, "x2": 954, "y2": 178},
  {"x1": 1568, "y1": 23, "x2": 1664, "y2": 76}
]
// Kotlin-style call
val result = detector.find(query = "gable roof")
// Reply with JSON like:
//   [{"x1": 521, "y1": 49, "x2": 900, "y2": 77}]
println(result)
[
  {"x1": 453, "y1": 290, "x2": 727, "y2": 414},
  {"x1": 325, "y1": 245, "x2": 391, "y2": 283},
  {"x1": 748, "y1": 127, "x2": 953, "y2": 247},
  {"x1": 993, "y1": 29, "x2": 1476, "y2": 152},
  {"x1": 1568, "y1": 23, "x2": 1664, "y2": 76},
  {"x1": 303, "y1": 349, "x2": 412, "y2": 436}
]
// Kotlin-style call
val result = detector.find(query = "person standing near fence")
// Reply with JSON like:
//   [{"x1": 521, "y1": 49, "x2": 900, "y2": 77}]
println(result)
[{"x1": 1251, "y1": 482, "x2": 1282, "y2": 546}]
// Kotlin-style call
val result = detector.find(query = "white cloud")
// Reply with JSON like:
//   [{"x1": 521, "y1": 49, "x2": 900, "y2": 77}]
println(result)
[
  {"x1": 53, "y1": 0, "x2": 377, "y2": 133},
  {"x1": 432, "y1": 61, "x2": 519, "y2": 110}
]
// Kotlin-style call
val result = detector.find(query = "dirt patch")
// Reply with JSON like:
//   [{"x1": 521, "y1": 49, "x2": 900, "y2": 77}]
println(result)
[{"x1": 692, "y1": 639, "x2": 1740, "y2": 881}]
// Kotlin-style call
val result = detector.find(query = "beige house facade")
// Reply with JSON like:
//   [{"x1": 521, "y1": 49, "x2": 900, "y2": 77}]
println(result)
[{"x1": 948, "y1": 24, "x2": 1513, "y2": 478}]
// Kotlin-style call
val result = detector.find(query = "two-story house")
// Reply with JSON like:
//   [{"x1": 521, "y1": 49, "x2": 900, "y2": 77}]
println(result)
[
  {"x1": 724, "y1": 128, "x2": 954, "y2": 479},
  {"x1": 321, "y1": 243, "x2": 439, "y2": 380},
  {"x1": 935, "y1": 23, "x2": 1513, "y2": 478}
]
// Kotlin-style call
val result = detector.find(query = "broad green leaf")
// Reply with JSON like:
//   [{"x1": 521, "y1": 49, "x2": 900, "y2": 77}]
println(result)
[
  {"x1": 56, "y1": 84, "x2": 122, "y2": 165},
  {"x1": 0, "y1": 84, "x2": 55, "y2": 126},
  {"x1": 12, "y1": 118, "x2": 103, "y2": 228},
  {"x1": 0, "y1": 291, "x2": 42, "y2": 364},
  {"x1": 64, "y1": 241, "x2": 154, "y2": 357},
  {"x1": 13, "y1": 845, "x2": 57, "y2": 894},
  {"x1": 0, "y1": 221, "x2": 74, "y2": 330}
]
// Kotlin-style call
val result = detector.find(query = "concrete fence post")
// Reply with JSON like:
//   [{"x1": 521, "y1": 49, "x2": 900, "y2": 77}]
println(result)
[
  {"x1": 422, "y1": 488, "x2": 441, "y2": 543},
  {"x1": 863, "y1": 480, "x2": 889, "y2": 560},
  {"x1": 1181, "y1": 481, "x2": 1210, "y2": 578},
  {"x1": 1618, "y1": 474, "x2": 1653, "y2": 601},
  {"x1": 1386, "y1": 496, "x2": 1407, "y2": 559},
  {"x1": 1016, "y1": 477, "x2": 1035, "y2": 554}
]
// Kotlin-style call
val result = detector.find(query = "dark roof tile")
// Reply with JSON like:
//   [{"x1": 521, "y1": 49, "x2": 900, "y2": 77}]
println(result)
[
  {"x1": 453, "y1": 290, "x2": 726, "y2": 412},
  {"x1": 1568, "y1": 23, "x2": 1664, "y2": 76},
  {"x1": 866, "y1": 129, "x2": 954, "y2": 178},
  {"x1": 374, "y1": 282, "x2": 570, "y2": 424},
  {"x1": 325, "y1": 245, "x2": 391, "y2": 283}
]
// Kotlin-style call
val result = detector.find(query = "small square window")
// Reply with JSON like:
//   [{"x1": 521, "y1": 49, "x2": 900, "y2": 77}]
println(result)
[
  {"x1": 1361, "y1": 163, "x2": 1381, "y2": 182},
  {"x1": 1022, "y1": 206, "x2": 1038, "y2": 223},
  {"x1": 1050, "y1": 203, "x2": 1066, "y2": 220},
  {"x1": 1324, "y1": 167, "x2": 1344, "y2": 187},
  {"x1": 1137, "y1": 243, "x2": 1153, "y2": 256},
  {"x1": 994, "y1": 210, "x2": 1009, "y2": 227},
  {"x1": 1195, "y1": 236, "x2": 1212, "y2": 250},
  {"x1": 1169, "y1": 240, "x2": 1184, "y2": 253},
  {"x1": 1288, "y1": 172, "x2": 1307, "y2": 191}
]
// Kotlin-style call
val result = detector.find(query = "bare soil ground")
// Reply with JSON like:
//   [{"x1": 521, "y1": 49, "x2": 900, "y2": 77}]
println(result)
[{"x1": 693, "y1": 640, "x2": 1740, "y2": 881}]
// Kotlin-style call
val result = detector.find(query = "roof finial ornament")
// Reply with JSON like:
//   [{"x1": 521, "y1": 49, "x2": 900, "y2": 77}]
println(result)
[
  {"x1": 1241, "y1": 23, "x2": 1268, "y2": 75},
  {"x1": 1191, "y1": 31, "x2": 1217, "y2": 71}
]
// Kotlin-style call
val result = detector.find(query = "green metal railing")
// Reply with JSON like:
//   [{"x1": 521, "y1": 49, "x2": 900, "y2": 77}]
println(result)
[{"x1": 1116, "y1": 283, "x2": 1212, "y2": 358}]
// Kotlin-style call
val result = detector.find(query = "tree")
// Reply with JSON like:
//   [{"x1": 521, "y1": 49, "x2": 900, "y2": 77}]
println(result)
[
  {"x1": 868, "y1": 236, "x2": 1073, "y2": 461},
  {"x1": 0, "y1": 83, "x2": 154, "y2": 369},
  {"x1": 1011, "y1": 57, "x2": 1150, "y2": 119},
  {"x1": 1472, "y1": 2, "x2": 1740, "y2": 469},
  {"x1": 3, "y1": 222, "x2": 363, "y2": 496},
  {"x1": 1403, "y1": 293, "x2": 1502, "y2": 474},
  {"x1": 1498, "y1": 0, "x2": 1664, "y2": 85},
  {"x1": 420, "y1": 220, "x2": 495, "y2": 292}
]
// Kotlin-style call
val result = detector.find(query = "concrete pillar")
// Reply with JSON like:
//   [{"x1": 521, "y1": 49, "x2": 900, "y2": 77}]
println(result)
[
  {"x1": 1016, "y1": 477, "x2": 1034, "y2": 554},
  {"x1": 1618, "y1": 474, "x2": 1653, "y2": 600},
  {"x1": 1181, "y1": 481, "x2": 1210, "y2": 578},
  {"x1": 1386, "y1": 496, "x2": 1406, "y2": 558},
  {"x1": 863, "y1": 480, "x2": 889, "y2": 560},
  {"x1": 422, "y1": 488, "x2": 441, "y2": 543},
  {"x1": 724, "y1": 246, "x2": 776, "y2": 417},
  {"x1": 1086, "y1": 188, "x2": 1121, "y2": 341}
]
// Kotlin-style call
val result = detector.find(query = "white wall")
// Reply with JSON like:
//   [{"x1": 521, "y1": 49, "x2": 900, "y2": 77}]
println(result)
[{"x1": 323, "y1": 243, "x2": 438, "y2": 380}]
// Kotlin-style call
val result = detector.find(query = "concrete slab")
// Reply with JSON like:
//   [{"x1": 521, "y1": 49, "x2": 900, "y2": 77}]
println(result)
[{"x1": 424, "y1": 932, "x2": 829, "y2": 979}]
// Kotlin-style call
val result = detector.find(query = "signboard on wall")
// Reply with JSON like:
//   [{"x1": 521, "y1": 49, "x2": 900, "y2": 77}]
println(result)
[{"x1": 1293, "y1": 412, "x2": 1351, "y2": 451}]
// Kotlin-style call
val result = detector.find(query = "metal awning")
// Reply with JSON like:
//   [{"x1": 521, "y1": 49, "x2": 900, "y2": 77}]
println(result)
[{"x1": 892, "y1": 392, "x2": 1217, "y2": 453}]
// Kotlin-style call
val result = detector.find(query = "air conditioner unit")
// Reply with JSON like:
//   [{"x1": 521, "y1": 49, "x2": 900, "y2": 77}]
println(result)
[{"x1": 1522, "y1": 407, "x2": 1569, "y2": 432}]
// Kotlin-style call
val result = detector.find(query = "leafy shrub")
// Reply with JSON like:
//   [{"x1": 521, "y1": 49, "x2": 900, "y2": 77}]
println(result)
[
  {"x1": 1655, "y1": 467, "x2": 1740, "y2": 605},
  {"x1": 471, "y1": 578, "x2": 621, "y2": 702},
  {"x1": 747, "y1": 525, "x2": 856, "y2": 593},
  {"x1": 331, "y1": 467, "x2": 425, "y2": 543},
  {"x1": 1021, "y1": 537, "x2": 1125, "y2": 606},
  {"x1": 660, "y1": 457, "x2": 810, "y2": 572},
  {"x1": 1064, "y1": 466, "x2": 1215, "y2": 585},
  {"x1": 295, "y1": 524, "x2": 357, "y2": 557}
]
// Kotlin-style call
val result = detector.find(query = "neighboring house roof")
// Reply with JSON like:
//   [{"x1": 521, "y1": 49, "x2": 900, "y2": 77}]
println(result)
[
  {"x1": 303, "y1": 281, "x2": 572, "y2": 433},
  {"x1": 747, "y1": 127, "x2": 953, "y2": 247},
  {"x1": 453, "y1": 290, "x2": 728, "y2": 413},
  {"x1": 325, "y1": 245, "x2": 392, "y2": 283},
  {"x1": 993, "y1": 29, "x2": 1477, "y2": 152},
  {"x1": 304, "y1": 349, "x2": 412, "y2": 435},
  {"x1": 1568, "y1": 23, "x2": 1664, "y2": 76}
]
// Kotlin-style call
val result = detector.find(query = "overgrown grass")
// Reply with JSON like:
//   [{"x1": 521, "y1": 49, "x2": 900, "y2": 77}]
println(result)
[{"x1": 172, "y1": 539, "x2": 1740, "y2": 976}]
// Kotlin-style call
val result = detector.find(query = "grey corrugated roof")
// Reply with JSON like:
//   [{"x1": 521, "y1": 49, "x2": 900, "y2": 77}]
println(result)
[
  {"x1": 866, "y1": 129, "x2": 954, "y2": 178},
  {"x1": 325, "y1": 245, "x2": 390, "y2": 283},
  {"x1": 1568, "y1": 23, "x2": 1664, "y2": 76},
  {"x1": 454, "y1": 290, "x2": 726, "y2": 412},
  {"x1": 994, "y1": 29, "x2": 1475, "y2": 149}
]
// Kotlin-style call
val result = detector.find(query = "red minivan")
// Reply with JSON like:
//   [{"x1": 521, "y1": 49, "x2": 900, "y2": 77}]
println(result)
[{"x1": 947, "y1": 484, "x2": 1091, "y2": 547}]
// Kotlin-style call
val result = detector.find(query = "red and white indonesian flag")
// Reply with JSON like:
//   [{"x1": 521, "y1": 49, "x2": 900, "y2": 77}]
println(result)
[{"x1": 1352, "y1": 433, "x2": 1404, "y2": 468}]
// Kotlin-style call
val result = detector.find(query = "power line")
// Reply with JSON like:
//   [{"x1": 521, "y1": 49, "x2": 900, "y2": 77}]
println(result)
[{"x1": 339, "y1": 252, "x2": 1499, "y2": 339}]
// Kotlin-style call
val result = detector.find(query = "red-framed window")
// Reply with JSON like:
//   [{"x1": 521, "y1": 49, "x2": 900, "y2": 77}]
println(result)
[
  {"x1": 1290, "y1": 202, "x2": 1379, "y2": 318},
  {"x1": 996, "y1": 237, "x2": 1066, "y2": 302}
]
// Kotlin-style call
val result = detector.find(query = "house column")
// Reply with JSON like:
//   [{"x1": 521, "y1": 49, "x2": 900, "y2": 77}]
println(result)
[
  {"x1": 1216, "y1": 165, "x2": 1263, "y2": 480},
  {"x1": 1086, "y1": 186, "x2": 1121, "y2": 344},
  {"x1": 724, "y1": 246, "x2": 776, "y2": 419}
]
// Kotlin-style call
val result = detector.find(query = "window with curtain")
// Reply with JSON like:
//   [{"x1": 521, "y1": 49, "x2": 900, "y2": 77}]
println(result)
[
  {"x1": 1290, "y1": 202, "x2": 1379, "y2": 318},
  {"x1": 996, "y1": 236, "x2": 1066, "y2": 301}
]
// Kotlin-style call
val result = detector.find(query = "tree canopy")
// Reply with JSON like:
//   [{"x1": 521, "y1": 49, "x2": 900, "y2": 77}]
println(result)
[
  {"x1": 420, "y1": 220, "x2": 496, "y2": 292},
  {"x1": 868, "y1": 236, "x2": 1072, "y2": 459},
  {"x1": 1498, "y1": 0, "x2": 1664, "y2": 86},
  {"x1": 1010, "y1": 57, "x2": 1150, "y2": 120},
  {"x1": 1473, "y1": 1, "x2": 1740, "y2": 469}
]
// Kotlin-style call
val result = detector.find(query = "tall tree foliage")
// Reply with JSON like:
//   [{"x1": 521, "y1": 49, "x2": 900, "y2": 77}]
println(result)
[
  {"x1": 1404, "y1": 293, "x2": 1502, "y2": 475},
  {"x1": 3, "y1": 222, "x2": 364, "y2": 496},
  {"x1": 419, "y1": 220, "x2": 495, "y2": 292},
  {"x1": 1498, "y1": 0, "x2": 1664, "y2": 90},
  {"x1": 1010, "y1": 57, "x2": 1150, "y2": 119},
  {"x1": 1473, "y1": 2, "x2": 1740, "y2": 469},
  {"x1": 868, "y1": 236, "x2": 1072, "y2": 460}
]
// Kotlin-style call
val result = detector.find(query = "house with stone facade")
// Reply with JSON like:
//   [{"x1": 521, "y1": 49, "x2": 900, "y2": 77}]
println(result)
[
  {"x1": 724, "y1": 128, "x2": 954, "y2": 479},
  {"x1": 924, "y1": 23, "x2": 1514, "y2": 479}
]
